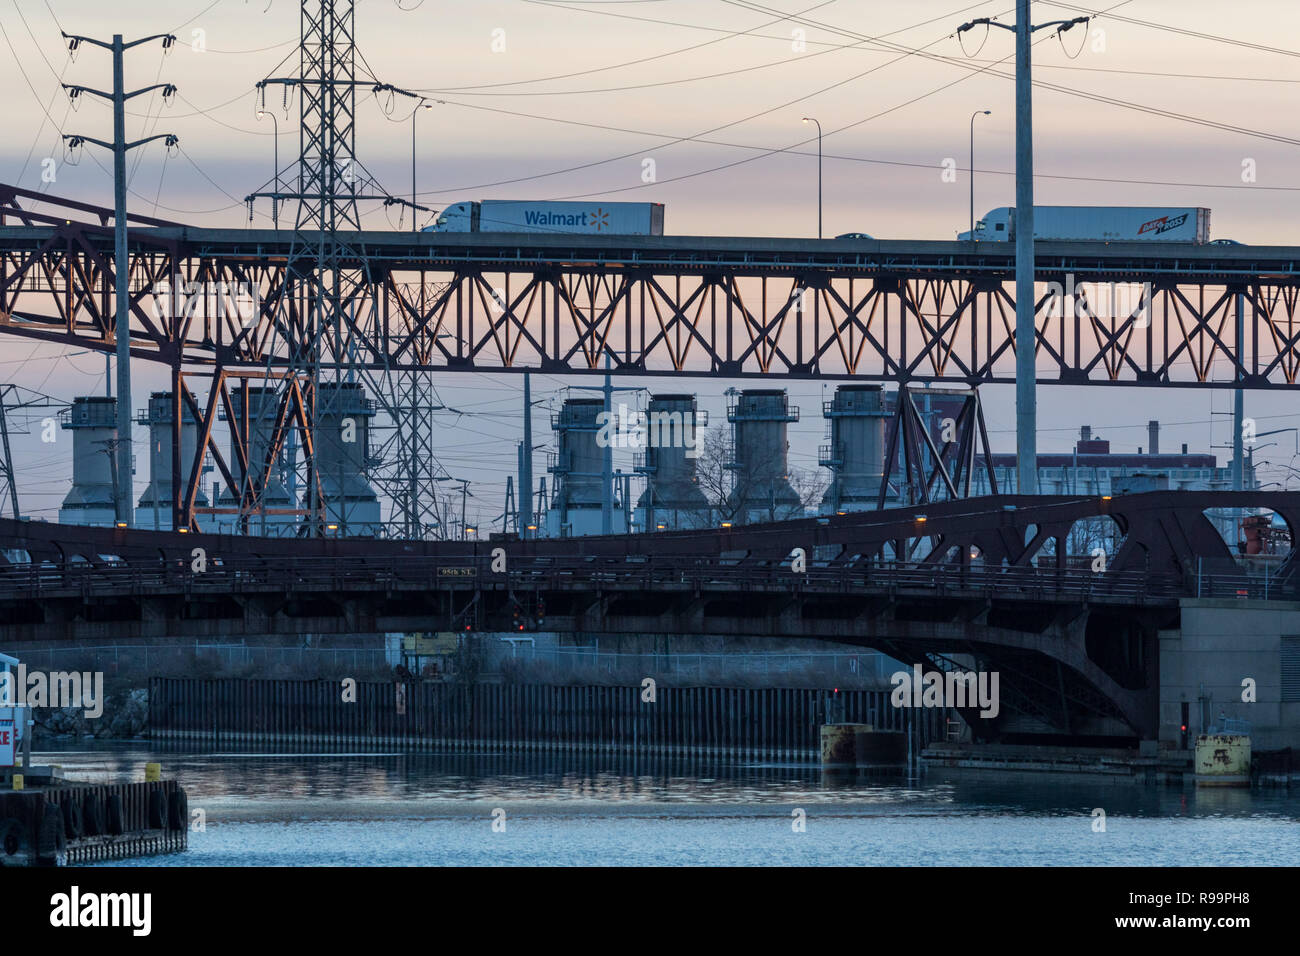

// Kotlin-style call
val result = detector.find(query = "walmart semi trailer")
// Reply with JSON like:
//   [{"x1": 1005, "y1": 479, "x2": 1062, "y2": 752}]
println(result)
[
  {"x1": 425, "y1": 200, "x2": 665, "y2": 235},
  {"x1": 959, "y1": 206, "x2": 1211, "y2": 243}
]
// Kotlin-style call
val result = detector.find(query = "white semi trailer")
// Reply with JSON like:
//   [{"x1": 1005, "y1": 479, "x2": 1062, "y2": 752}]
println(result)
[
  {"x1": 959, "y1": 206, "x2": 1211, "y2": 243},
  {"x1": 426, "y1": 200, "x2": 665, "y2": 235}
]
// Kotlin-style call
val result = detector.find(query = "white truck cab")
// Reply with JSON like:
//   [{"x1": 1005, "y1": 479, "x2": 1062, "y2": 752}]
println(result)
[
  {"x1": 424, "y1": 201, "x2": 479, "y2": 233},
  {"x1": 958, "y1": 207, "x2": 1012, "y2": 241}
]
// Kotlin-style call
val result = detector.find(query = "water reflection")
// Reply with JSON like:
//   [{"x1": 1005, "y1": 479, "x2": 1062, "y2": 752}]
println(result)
[{"x1": 35, "y1": 742, "x2": 1300, "y2": 867}]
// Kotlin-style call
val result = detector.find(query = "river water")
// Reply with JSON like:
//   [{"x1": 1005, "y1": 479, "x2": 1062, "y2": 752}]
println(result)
[{"x1": 35, "y1": 743, "x2": 1300, "y2": 866}]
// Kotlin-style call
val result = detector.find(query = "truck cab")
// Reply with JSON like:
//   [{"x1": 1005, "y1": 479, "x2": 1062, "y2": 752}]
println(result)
[
  {"x1": 958, "y1": 207, "x2": 1012, "y2": 242},
  {"x1": 423, "y1": 201, "x2": 480, "y2": 233}
]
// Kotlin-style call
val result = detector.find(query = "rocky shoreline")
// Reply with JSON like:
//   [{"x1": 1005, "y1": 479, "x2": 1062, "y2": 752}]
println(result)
[{"x1": 28, "y1": 687, "x2": 149, "y2": 744}]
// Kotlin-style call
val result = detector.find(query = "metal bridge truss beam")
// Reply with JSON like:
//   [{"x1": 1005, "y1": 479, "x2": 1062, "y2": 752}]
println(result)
[{"x1": 3, "y1": 205, "x2": 1296, "y2": 389}]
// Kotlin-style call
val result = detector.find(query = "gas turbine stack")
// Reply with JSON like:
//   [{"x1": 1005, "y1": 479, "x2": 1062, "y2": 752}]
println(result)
[
  {"x1": 311, "y1": 382, "x2": 381, "y2": 535},
  {"x1": 136, "y1": 392, "x2": 212, "y2": 531},
  {"x1": 726, "y1": 388, "x2": 803, "y2": 524},
  {"x1": 58, "y1": 396, "x2": 119, "y2": 527},
  {"x1": 635, "y1": 393, "x2": 710, "y2": 531},
  {"x1": 546, "y1": 397, "x2": 627, "y2": 537},
  {"x1": 820, "y1": 384, "x2": 890, "y2": 513}
]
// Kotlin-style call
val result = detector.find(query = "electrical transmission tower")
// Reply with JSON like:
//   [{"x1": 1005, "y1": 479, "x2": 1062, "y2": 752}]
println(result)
[{"x1": 243, "y1": 0, "x2": 434, "y2": 536}]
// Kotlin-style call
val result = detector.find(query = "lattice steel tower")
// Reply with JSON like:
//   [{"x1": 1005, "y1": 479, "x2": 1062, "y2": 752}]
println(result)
[{"x1": 246, "y1": 1, "x2": 403, "y2": 533}]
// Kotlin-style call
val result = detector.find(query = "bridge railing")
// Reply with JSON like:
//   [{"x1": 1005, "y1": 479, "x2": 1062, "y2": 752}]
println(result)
[{"x1": 0, "y1": 551, "x2": 1279, "y2": 602}]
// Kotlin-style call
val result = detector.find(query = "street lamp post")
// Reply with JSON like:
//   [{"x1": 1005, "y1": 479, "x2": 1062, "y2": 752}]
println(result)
[
  {"x1": 801, "y1": 116, "x2": 822, "y2": 239},
  {"x1": 969, "y1": 109, "x2": 990, "y2": 238},
  {"x1": 256, "y1": 110, "x2": 279, "y2": 229},
  {"x1": 412, "y1": 100, "x2": 433, "y2": 232}
]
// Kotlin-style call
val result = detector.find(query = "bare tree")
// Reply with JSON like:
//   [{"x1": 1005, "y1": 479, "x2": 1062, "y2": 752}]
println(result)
[
  {"x1": 789, "y1": 464, "x2": 830, "y2": 515},
  {"x1": 690, "y1": 427, "x2": 813, "y2": 525}
]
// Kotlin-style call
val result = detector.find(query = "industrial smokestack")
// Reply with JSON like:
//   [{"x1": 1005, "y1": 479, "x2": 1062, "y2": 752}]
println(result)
[
  {"x1": 1080, "y1": 425, "x2": 1092, "y2": 442},
  {"x1": 1148, "y1": 420, "x2": 1160, "y2": 456}
]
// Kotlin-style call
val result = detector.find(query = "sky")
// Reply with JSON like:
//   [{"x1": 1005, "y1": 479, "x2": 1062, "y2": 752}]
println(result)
[{"x1": 1, "y1": 0, "x2": 1299, "y2": 525}]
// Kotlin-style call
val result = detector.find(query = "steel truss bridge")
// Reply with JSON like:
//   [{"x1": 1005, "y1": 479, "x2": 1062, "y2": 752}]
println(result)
[
  {"x1": 3, "y1": 183, "x2": 1300, "y2": 530},
  {"x1": 0, "y1": 491, "x2": 1294, "y2": 741}
]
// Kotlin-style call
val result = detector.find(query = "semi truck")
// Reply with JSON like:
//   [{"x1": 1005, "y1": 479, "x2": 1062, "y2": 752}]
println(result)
[
  {"x1": 959, "y1": 206, "x2": 1211, "y2": 243},
  {"x1": 425, "y1": 200, "x2": 664, "y2": 235}
]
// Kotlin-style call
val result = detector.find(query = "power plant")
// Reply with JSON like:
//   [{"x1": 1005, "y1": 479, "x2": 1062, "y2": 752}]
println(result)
[{"x1": 36, "y1": 379, "x2": 1264, "y2": 542}]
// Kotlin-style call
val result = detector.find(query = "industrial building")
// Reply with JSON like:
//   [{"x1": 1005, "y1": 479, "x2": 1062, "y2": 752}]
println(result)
[{"x1": 976, "y1": 423, "x2": 1254, "y2": 496}]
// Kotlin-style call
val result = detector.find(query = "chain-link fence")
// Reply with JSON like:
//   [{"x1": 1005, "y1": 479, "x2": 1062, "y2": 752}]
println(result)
[
  {"x1": 14, "y1": 640, "x2": 898, "y2": 689},
  {"x1": 491, "y1": 644, "x2": 897, "y2": 688},
  {"x1": 14, "y1": 644, "x2": 391, "y2": 681}
]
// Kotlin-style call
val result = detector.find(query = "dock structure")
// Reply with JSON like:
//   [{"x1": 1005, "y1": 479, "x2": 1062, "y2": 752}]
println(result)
[{"x1": 1, "y1": 768, "x2": 187, "y2": 866}]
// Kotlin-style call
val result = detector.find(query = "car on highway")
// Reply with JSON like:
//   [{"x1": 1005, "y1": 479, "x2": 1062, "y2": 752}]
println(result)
[{"x1": 835, "y1": 232, "x2": 874, "y2": 240}]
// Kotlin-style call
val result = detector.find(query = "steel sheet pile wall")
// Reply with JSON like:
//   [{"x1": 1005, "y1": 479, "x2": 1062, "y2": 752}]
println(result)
[{"x1": 149, "y1": 678, "x2": 940, "y2": 760}]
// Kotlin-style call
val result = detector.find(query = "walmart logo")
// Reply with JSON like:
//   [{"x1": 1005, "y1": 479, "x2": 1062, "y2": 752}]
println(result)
[{"x1": 522, "y1": 206, "x2": 609, "y2": 230}]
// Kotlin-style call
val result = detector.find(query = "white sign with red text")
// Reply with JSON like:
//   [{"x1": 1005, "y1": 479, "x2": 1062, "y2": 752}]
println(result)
[{"x1": 0, "y1": 719, "x2": 14, "y2": 767}]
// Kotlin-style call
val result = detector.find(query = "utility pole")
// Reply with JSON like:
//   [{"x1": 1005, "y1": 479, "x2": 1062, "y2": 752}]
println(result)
[
  {"x1": 801, "y1": 116, "x2": 822, "y2": 238},
  {"x1": 1233, "y1": 290, "x2": 1246, "y2": 493},
  {"x1": 969, "y1": 109, "x2": 990, "y2": 238},
  {"x1": 602, "y1": 365, "x2": 613, "y2": 534},
  {"x1": 61, "y1": 30, "x2": 178, "y2": 526},
  {"x1": 255, "y1": 110, "x2": 279, "y2": 228},
  {"x1": 412, "y1": 100, "x2": 433, "y2": 232},
  {"x1": 457, "y1": 479, "x2": 471, "y2": 541},
  {"x1": 521, "y1": 371, "x2": 534, "y2": 537},
  {"x1": 567, "y1": 370, "x2": 640, "y2": 535},
  {"x1": 957, "y1": 8, "x2": 1087, "y2": 495}
]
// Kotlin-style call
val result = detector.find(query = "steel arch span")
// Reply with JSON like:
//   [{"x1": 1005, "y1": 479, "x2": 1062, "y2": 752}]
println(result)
[{"x1": 0, "y1": 491, "x2": 1293, "y2": 741}]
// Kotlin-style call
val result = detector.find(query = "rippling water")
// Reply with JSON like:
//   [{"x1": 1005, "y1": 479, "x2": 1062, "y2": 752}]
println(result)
[{"x1": 35, "y1": 743, "x2": 1300, "y2": 866}]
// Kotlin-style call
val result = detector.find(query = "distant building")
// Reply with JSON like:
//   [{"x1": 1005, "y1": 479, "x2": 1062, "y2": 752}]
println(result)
[
  {"x1": 975, "y1": 422, "x2": 1254, "y2": 547},
  {"x1": 975, "y1": 422, "x2": 1252, "y2": 496}
]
